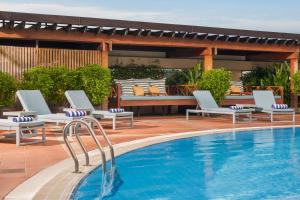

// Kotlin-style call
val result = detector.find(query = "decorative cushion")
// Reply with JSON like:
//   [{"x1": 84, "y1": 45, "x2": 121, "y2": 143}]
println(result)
[
  {"x1": 148, "y1": 85, "x2": 160, "y2": 96},
  {"x1": 271, "y1": 104, "x2": 288, "y2": 109},
  {"x1": 132, "y1": 79, "x2": 150, "y2": 92},
  {"x1": 148, "y1": 78, "x2": 166, "y2": 94},
  {"x1": 12, "y1": 117, "x2": 34, "y2": 122},
  {"x1": 109, "y1": 108, "x2": 125, "y2": 113},
  {"x1": 115, "y1": 79, "x2": 134, "y2": 96},
  {"x1": 115, "y1": 78, "x2": 167, "y2": 96},
  {"x1": 230, "y1": 86, "x2": 241, "y2": 94},
  {"x1": 133, "y1": 85, "x2": 144, "y2": 96},
  {"x1": 229, "y1": 105, "x2": 243, "y2": 110},
  {"x1": 65, "y1": 110, "x2": 87, "y2": 117}
]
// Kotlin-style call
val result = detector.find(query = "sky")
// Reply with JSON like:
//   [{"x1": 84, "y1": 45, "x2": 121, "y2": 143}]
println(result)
[{"x1": 1, "y1": 0, "x2": 300, "y2": 34}]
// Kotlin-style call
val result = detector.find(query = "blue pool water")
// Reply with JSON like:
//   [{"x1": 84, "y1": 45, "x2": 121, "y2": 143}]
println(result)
[{"x1": 73, "y1": 127, "x2": 300, "y2": 200}]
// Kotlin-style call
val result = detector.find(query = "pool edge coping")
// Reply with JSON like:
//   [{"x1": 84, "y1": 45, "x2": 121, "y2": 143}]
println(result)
[{"x1": 5, "y1": 124, "x2": 299, "y2": 200}]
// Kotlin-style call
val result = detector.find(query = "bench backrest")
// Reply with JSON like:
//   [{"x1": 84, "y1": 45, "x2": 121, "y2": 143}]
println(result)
[{"x1": 115, "y1": 78, "x2": 166, "y2": 96}]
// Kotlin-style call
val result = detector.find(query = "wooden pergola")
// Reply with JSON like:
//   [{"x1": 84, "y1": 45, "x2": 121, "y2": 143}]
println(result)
[{"x1": 0, "y1": 11, "x2": 299, "y2": 105}]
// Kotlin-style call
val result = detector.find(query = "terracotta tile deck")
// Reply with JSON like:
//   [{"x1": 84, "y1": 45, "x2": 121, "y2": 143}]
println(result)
[{"x1": 0, "y1": 114, "x2": 299, "y2": 199}]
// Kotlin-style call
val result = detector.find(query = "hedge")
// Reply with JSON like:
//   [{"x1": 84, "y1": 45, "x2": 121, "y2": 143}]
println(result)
[
  {"x1": 0, "y1": 72, "x2": 18, "y2": 107},
  {"x1": 21, "y1": 64, "x2": 111, "y2": 107},
  {"x1": 199, "y1": 68, "x2": 231, "y2": 104},
  {"x1": 110, "y1": 64, "x2": 165, "y2": 80}
]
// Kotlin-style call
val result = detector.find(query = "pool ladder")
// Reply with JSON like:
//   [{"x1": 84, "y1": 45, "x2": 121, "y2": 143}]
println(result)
[{"x1": 63, "y1": 116, "x2": 115, "y2": 173}]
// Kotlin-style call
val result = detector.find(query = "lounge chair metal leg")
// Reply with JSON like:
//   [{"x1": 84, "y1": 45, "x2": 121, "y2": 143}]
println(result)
[
  {"x1": 112, "y1": 117, "x2": 116, "y2": 130},
  {"x1": 186, "y1": 110, "x2": 189, "y2": 120},
  {"x1": 42, "y1": 127, "x2": 46, "y2": 142},
  {"x1": 16, "y1": 128, "x2": 20, "y2": 146}
]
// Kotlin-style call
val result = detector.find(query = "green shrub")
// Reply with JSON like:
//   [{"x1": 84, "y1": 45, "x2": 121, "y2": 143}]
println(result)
[
  {"x1": 241, "y1": 67, "x2": 268, "y2": 86},
  {"x1": 47, "y1": 67, "x2": 70, "y2": 106},
  {"x1": 22, "y1": 65, "x2": 111, "y2": 107},
  {"x1": 242, "y1": 62, "x2": 291, "y2": 104},
  {"x1": 0, "y1": 72, "x2": 18, "y2": 107},
  {"x1": 182, "y1": 63, "x2": 203, "y2": 87},
  {"x1": 269, "y1": 63, "x2": 290, "y2": 105},
  {"x1": 110, "y1": 64, "x2": 165, "y2": 80},
  {"x1": 77, "y1": 64, "x2": 111, "y2": 105},
  {"x1": 165, "y1": 69, "x2": 189, "y2": 85},
  {"x1": 22, "y1": 67, "x2": 54, "y2": 103},
  {"x1": 293, "y1": 71, "x2": 300, "y2": 94},
  {"x1": 199, "y1": 68, "x2": 231, "y2": 104}
]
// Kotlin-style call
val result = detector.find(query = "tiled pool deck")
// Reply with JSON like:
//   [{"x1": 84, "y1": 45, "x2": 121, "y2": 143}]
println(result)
[{"x1": 0, "y1": 114, "x2": 299, "y2": 199}]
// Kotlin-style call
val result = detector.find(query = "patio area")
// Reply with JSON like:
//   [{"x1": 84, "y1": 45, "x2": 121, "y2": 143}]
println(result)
[{"x1": 0, "y1": 114, "x2": 299, "y2": 199}]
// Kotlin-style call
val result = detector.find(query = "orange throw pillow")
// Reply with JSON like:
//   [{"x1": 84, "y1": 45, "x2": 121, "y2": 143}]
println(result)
[
  {"x1": 148, "y1": 86, "x2": 160, "y2": 96},
  {"x1": 133, "y1": 85, "x2": 144, "y2": 96},
  {"x1": 230, "y1": 86, "x2": 241, "y2": 94}
]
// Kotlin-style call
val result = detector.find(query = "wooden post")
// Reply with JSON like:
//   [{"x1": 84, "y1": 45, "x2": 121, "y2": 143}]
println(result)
[
  {"x1": 100, "y1": 41, "x2": 112, "y2": 110},
  {"x1": 100, "y1": 41, "x2": 111, "y2": 67},
  {"x1": 289, "y1": 53, "x2": 299, "y2": 108},
  {"x1": 202, "y1": 47, "x2": 213, "y2": 71}
]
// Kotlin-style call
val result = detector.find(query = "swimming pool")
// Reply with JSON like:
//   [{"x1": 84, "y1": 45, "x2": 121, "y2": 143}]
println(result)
[{"x1": 72, "y1": 127, "x2": 300, "y2": 200}]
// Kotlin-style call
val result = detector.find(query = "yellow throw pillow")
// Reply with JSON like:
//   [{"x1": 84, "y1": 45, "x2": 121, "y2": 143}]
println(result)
[
  {"x1": 133, "y1": 85, "x2": 144, "y2": 96},
  {"x1": 148, "y1": 86, "x2": 160, "y2": 96},
  {"x1": 230, "y1": 86, "x2": 241, "y2": 94}
]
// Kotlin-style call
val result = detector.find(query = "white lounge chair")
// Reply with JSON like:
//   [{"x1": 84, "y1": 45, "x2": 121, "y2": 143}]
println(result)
[
  {"x1": 16, "y1": 90, "x2": 80, "y2": 124},
  {"x1": 253, "y1": 90, "x2": 295, "y2": 122},
  {"x1": 0, "y1": 117, "x2": 45, "y2": 146},
  {"x1": 65, "y1": 90, "x2": 133, "y2": 130},
  {"x1": 186, "y1": 90, "x2": 253, "y2": 123}
]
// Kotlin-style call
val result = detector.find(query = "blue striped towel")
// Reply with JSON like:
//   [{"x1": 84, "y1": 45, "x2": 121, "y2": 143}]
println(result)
[
  {"x1": 12, "y1": 117, "x2": 34, "y2": 122},
  {"x1": 109, "y1": 108, "x2": 125, "y2": 113},
  {"x1": 229, "y1": 106, "x2": 243, "y2": 110},
  {"x1": 65, "y1": 110, "x2": 87, "y2": 117},
  {"x1": 271, "y1": 104, "x2": 288, "y2": 109}
]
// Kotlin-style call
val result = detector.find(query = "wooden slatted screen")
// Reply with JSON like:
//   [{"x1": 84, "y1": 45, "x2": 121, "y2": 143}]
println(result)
[{"x1": 0, "y1": 45, "x2": 102, "y2": 79}]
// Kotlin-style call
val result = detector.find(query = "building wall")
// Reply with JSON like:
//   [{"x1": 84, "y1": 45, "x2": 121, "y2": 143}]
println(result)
[{"x1": 109, "y1": 50, "x2": 274, "y2": 81}]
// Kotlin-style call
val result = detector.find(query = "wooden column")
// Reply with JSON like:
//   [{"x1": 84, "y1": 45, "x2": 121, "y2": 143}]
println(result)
[
  {"x1": 99, "y1": 42, "x2": 111, "y2": 67},
  {"x1": 289, "y1": 52, "x2": 299, "y2": 108},
  {"x1": 202, "y1": 48, "x2": 213, "y2": 71},
  {"x1": 100, "y1": 41, "x2": 112, "y2": 110}
]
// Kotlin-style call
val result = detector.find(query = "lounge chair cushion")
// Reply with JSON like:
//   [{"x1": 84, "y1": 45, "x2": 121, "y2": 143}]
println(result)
[
  {"x1": 65, "y1": 110, "x2": 87, "y2": 117},
  {"x1": 109, "y1": 108, "x2": 125, "y2": 113},
  {"x1": 271, "y1": 104, "x2": 288, "y2": 109},
  {"x1": 229, "y1": 106, "x2": 243, "y2": 110},
  {"x1": 12, "y1": 117, "x2": 34, "y2": 122}
]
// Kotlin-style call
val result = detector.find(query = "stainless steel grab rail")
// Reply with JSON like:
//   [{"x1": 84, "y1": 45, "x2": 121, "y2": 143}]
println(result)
[
  {"x1": 81, "y1": 116, "x2": 116, "y2": 168},
  {"x1": 63, "y1": 119, "x2": 107, "y2": 173}
]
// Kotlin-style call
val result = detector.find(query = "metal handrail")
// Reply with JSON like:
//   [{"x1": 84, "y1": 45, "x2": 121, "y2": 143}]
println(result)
[
  {"x1": 81, "y1": 116, "x2": 116, "y2": 168},
  {"x1": 63, "y1": 119, "x2": 107, "y2": 173}
]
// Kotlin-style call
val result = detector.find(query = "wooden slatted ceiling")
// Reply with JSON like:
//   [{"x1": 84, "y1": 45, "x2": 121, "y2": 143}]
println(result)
[
  {"x1": 0, "y1": 45, "x2": 101, "y2": 79},
  {"x1": 0, "y1": 11, "x2": 300, "y2": 45}
]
